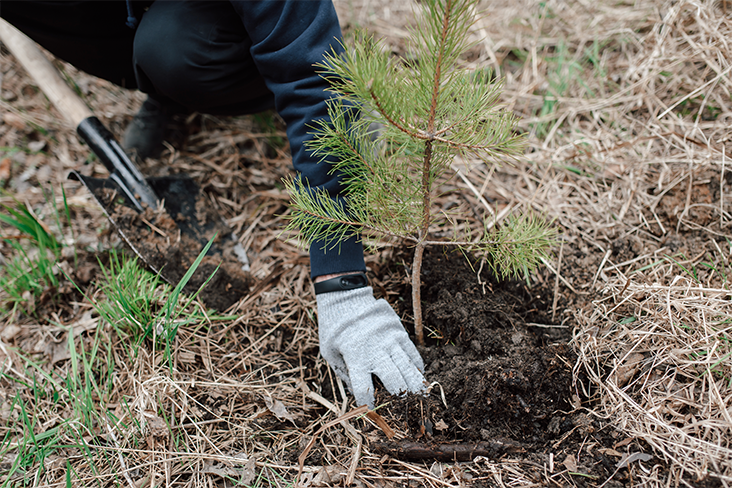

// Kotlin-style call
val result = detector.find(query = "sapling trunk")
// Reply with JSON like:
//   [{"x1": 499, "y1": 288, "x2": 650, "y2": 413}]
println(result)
[
  {"x1": 414, "y1": 131, "x2": 436, "y2": 344},
  {"x1": 411, "y1": 242, "x2": 426, "y2": 345}
]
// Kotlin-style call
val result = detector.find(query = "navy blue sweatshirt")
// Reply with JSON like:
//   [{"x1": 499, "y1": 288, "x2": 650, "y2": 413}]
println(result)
[
  {"x1": 2, "y1": 0, "x2": 365, "y2": 278},
  {"x1": 229, "y1": 1, "x2": 366, "y2": 279}
]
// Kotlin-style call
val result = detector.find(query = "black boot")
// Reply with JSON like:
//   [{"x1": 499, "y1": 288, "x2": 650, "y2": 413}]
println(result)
[{"x1": 122, "y1": 96, "x2": 178, "y2": 160}]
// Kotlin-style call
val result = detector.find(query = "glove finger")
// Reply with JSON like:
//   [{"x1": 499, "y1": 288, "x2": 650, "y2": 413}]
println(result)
[
  {"x1": 349, "y1": 364, "x2": 376, "y2": 409},
  {"x1": 394, "y1": 332, "x2": 425, "y2": 372},
  {"x1": 321, "y1": 350, "x2": 353, "y2": 390},
  {"x1": 373, "y1": 355, "x2": 410, "y2": 397},
  {"x1": 389, "y1": 346, "x2": 427, "y2": 394},
  {"x1": 373, "y1": 298, "x2": 424, "y2": 371},
  {"x1": 331, "y1": 363, "x2": 354, "y2": 393}
]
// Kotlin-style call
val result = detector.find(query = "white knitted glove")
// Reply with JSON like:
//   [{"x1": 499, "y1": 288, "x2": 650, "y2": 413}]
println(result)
[{"x1": 316, "y1": 286, "x2": 426, "y2": 408}]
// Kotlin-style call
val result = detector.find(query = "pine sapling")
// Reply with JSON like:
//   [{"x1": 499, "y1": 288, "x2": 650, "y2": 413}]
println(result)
[{"x1": 285, "y1": 0, "x2": 556, "y2": 345}]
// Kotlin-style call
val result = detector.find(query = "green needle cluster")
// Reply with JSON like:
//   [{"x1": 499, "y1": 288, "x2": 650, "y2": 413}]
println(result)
[{"x1": 286, "y1": 0, "x2": 556, "y2": 343}]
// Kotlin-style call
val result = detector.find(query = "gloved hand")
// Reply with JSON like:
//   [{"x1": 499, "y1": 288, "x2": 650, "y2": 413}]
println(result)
[{"x1": 316, "y1": 286, "x2": 426, "y2": 408}]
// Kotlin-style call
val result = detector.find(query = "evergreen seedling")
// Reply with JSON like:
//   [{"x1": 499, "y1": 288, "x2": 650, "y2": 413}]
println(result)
[{"x1": 286, "y1": 0, "x2": 556, "y2": 344}]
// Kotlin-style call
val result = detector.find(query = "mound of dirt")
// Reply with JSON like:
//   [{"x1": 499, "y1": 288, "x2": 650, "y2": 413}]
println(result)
[
  {"x1": 92, "y1": 176, "x2": 251, "y2": 311},
  {"x1": 370, "y1": 248, "x2": 631, "y2": 482}
]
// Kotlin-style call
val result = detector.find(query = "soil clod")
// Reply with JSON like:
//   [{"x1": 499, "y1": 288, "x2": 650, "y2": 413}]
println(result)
[{"x1": 90, "y1": 175, "x2": 251, "y2": 310}]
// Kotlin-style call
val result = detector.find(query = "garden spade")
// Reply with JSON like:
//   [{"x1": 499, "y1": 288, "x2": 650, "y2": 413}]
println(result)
[{"x1": 0, "y1": 18, "x2": 251, "y2": 310}]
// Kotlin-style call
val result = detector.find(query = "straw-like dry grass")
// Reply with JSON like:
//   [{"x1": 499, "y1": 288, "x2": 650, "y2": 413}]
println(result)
[
  {"x1": 2, "y1": 0, "x2": 732, "y2": 486},
  {"x1": 489, "y1": 0, "x2": 732, "y2": 483},
  {"x1": 576, "y1": 278, "x2": 732, "y2": 481}
]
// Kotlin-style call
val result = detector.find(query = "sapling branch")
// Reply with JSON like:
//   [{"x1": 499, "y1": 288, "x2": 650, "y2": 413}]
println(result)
[
  {"x1": 335, "y1": 130, "x2": 376, "y2": 176},
  {"x1": 370, "y1": 82, "x2": 520, "y2": 154},
  {"x1": 293, "y1": 205, "x2": 406, "y2": 242},
  {"x1": 368, "y1": 88, "x2": 420, "y2": 139}
]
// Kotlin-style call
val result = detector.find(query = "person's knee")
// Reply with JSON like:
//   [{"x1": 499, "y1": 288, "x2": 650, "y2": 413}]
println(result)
[
  {"x1": 132, "y1": 1, "x2": 265, "y2": 113},
  {"x1": 132, "y1": 8, "x2": 197, "y2": 106}
]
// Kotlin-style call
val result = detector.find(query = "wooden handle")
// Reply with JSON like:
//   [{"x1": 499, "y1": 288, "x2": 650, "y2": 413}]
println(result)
[{"x1": 0, "y1": 17, "x2": 93, "y2": 127}]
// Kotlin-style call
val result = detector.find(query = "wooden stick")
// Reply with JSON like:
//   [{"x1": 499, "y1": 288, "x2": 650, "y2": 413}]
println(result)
[
  {"x1": 373, "y1": 439, "x2": 524, "y2": 462},
  {"x1": 0, "y1": 18, "x2": 92, "y2": 126}
]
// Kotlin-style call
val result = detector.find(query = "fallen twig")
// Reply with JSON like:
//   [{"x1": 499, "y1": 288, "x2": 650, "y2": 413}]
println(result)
[
  {"x1": 372, "y1": 439, "x2": 524, "y2": 462},
  {"x1": 296, "y1": 405, "x2": 368, "y2": 486}
]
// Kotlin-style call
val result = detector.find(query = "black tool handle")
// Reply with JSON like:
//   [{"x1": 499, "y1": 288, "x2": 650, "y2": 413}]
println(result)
[{"x1": 77, "y1": 116, "x2": 159, "y2": 211}]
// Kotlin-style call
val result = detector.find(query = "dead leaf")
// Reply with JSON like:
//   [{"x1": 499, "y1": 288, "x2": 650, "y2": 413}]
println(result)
[
  {"x1": 3, "y1": 112, "x2": 26, "y2": 131},
  {"x1": 0, "y1": 453, "x2": 18, "y2": 472},
  {"x1": 0, "y1": 157, "x2": 10, "y2": 184},
  {"x1": 614, "y1": 353, "x2": 644, "y2": 386},
  {"x1": 51, "y1": 341, "x2": 70, "y2": 364},
  {"x1": 264, "y1": 395, "x2": 296, "y2": 424},
  {"x1": 434, "y1": 419, "x2": 449, "y2": 431},
  {"x1": 0, "y1": 402, "x2": 13, "y2": 422},
  {"x1": 74, "y1": 264, "x2": 96, "y2": 284},
  {"x1": 142, "y1": 410, "x2": 168, "y2": 437},
  {"x1": 616, "y1": 452, "x2": 652, "y2": 469},
  {"x1": 312, "y1": 465, "x2": 346, "y2": 486},
  {"x1": 562, "y1": 454, "x2": 578, "y2": 472},
  {"x1": 70, "y1": 311, "x2": 98, "y2": 336},
  {"x1": 27, "y1": 140, "x2": 46, "y2": 152},
  {"x1": 366, "y1": 410, "x2": 395, "y2": 439},
  {"x1": 0, "y1": 324, "x2": 21, "y2": 341},
  {"x1": 614, "y1": 437, "x2": 634, "y2": 449},
  {"x1": 598, "y1": 447, "x2": 623, "y2": 457},
  {"x1": 202, "y1": 455, "x2": 256, "y2": 483},
  {"x1": 202, "y1": 460, "x2": 238, "y2": 478},
  {"x1": 240, "y1": 456, "x2": 257, "y2": 485},
  {"x1": 571, "y1": 394, "x2": 581, "y2": 410}
]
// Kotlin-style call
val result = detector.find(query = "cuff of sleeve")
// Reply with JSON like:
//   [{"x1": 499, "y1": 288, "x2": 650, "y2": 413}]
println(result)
[{"x1": 309, "y1": 235, "x2": 366, "y2": 279}]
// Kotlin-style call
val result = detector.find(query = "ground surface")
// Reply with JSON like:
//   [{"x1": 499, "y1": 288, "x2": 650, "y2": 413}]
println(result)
[
  {"x1": 94, "y1": 177, "x2": 252, "y2": 310},
  {"x1": 364, "y1": 248, "x2": 649, "y2": 486},
  {"x1": 2, "y1": 0, "x2": 732, "y2": 487}
]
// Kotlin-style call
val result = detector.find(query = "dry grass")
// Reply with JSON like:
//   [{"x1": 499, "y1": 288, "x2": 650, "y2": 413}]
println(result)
[
  {"x1": 2, "y1": 0, "x2": 732, "y2": 486},
  {"x1": 472, "y1": 0, "x2": 732, "y2": 484},
  {"x1": 576, "y1": 278, "x2": 732, "y2": 482}
]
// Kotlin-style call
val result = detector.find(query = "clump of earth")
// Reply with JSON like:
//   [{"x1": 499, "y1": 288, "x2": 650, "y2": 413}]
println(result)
[
  {"x1": 92, "y1": 176, "x2": 251, "y2": 311},
  {"x1": 367, "y1": 247, "x2": 632, "y2": 482}
]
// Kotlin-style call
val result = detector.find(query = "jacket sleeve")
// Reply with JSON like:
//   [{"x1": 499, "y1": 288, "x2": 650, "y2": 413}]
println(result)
[{"x1": 230, "y1": 0, "x2": 366, "y2": 279}]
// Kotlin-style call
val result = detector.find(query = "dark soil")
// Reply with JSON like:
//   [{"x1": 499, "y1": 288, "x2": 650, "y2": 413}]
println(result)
[
  {"x1": 369, "y1": 247, "x2": 648, "y2": 485},
  {"x1": 92, "y1": 176, "x2": 251, "y2": 311}
]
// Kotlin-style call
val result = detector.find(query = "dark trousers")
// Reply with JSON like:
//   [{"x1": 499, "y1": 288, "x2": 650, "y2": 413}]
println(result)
[{"x1": 0, "y1": 1, "x2": 275, "y2": 115}]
